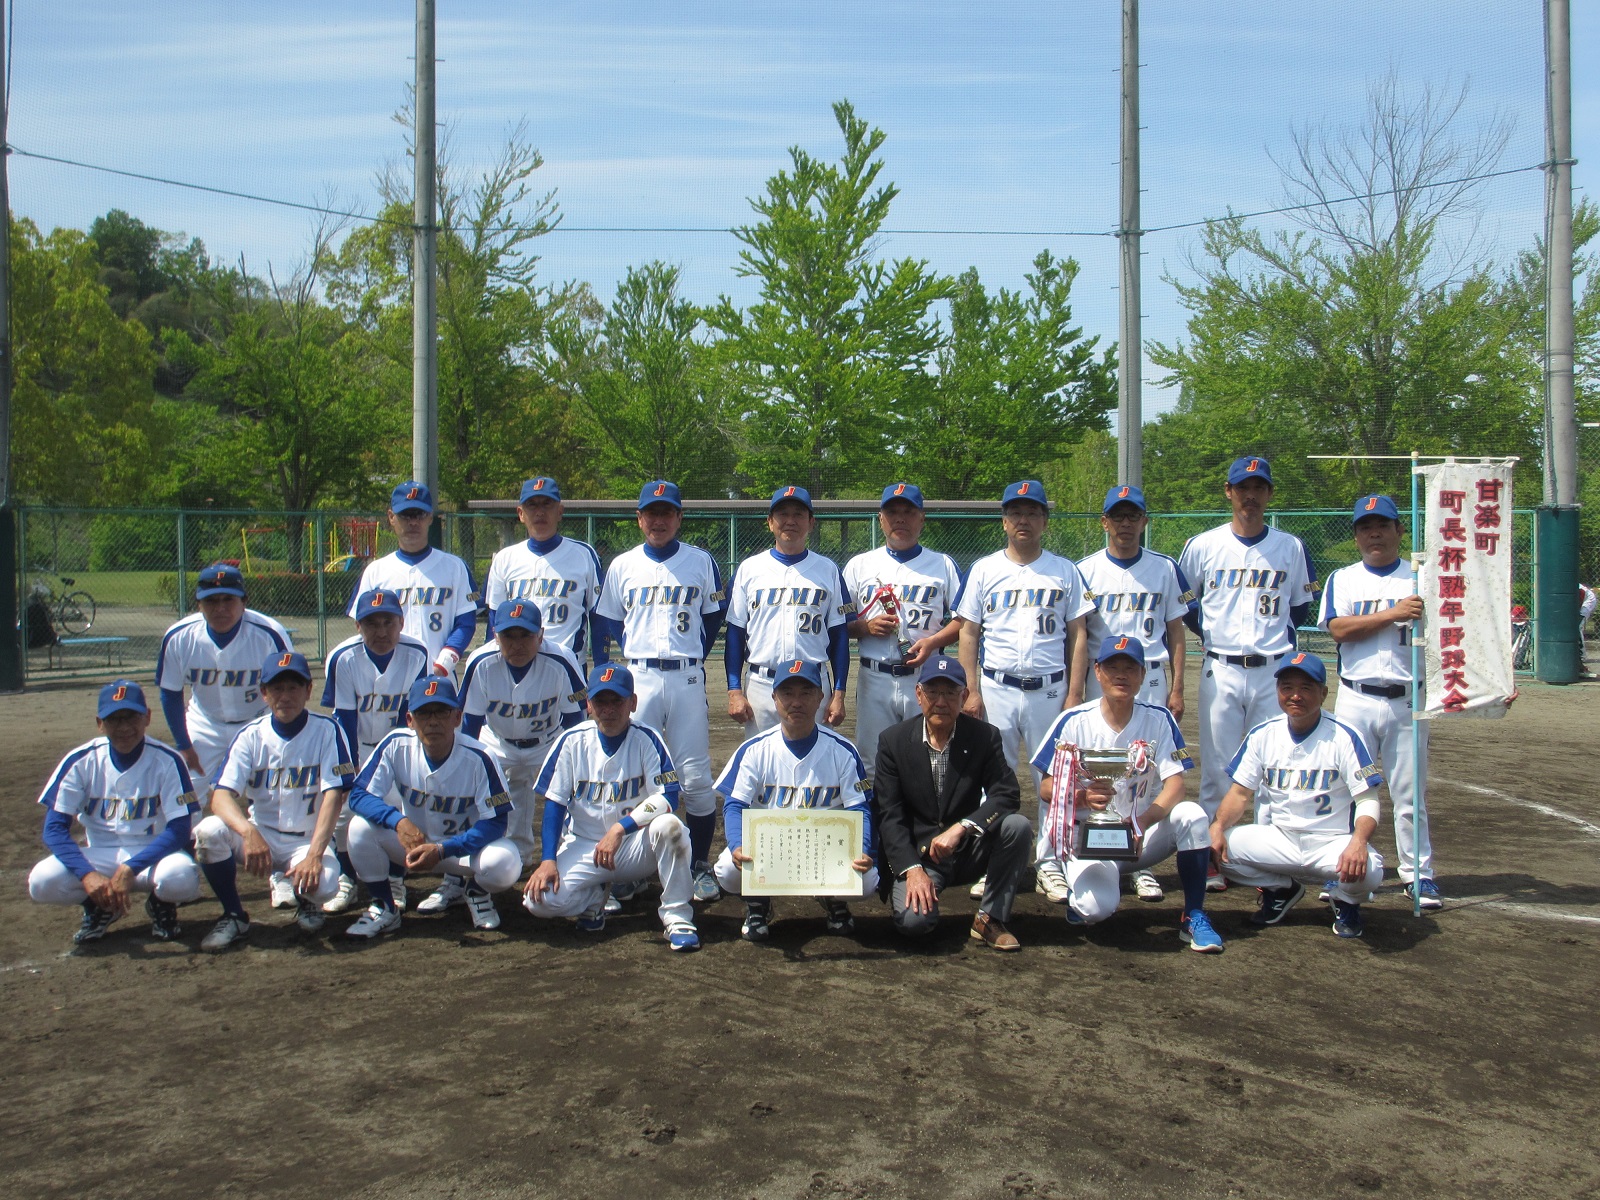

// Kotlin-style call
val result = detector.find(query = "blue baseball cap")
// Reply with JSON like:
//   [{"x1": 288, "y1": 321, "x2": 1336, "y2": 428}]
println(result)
[
  {"x1": 390, "y1": 481, "x2": 434, "y2": 514},
  {"x1": 1095, "y1": 635, "x2": 1147, "y2": 667},
  {"x1": 1275, "y1": 651, "x2": 1328, "y2": 686},
  {"x1": 637, "y1": 480, "x2": 683, "y2": 510},
  {"x1": 196, "y1": 563, "x2": 246, "y2": 599},
  {"x1": 879, "y1": 482, "x2": 925, "y2": 509},
  {"x1": 769, "y1": 485, "x2": 814, "y2": 513},
  {"x1": 772, "y1": 659, "x2": 825, "y2": 690},
  {"x1": 261, "y1": 651, "x2": 313, "y2": 685},
  {"x1": 1001, "y1": 480, "x2": 1047, "y2": 507},
  {"x1": 1102, "y1": 484, "x2": 1148, "y2": 514},
  {"x1": 1352, "y1": 494, "x2": 1400, "y2": 523},
  {"x1": 97, "y1": 679, "x2": 149, "y2": 719},
  {"x1": 520, "y1": 477, "x2": 562, "y2": 504},
  {"x1": 587, "y1": 662, "x2": 635, "y2": 699},
  {"x1": 1227, "y1": 456, "x2": 1273, "y2": 486},
  {"x1": 494, "y1": 599, "x2": 544, "y2": 634},
  {"x1": 355, "y1": 589, "x2": 405, "y2": 620},
  {"x1": 918, "y1": 656, "x2": 967, "y2": 687},
  {"x1": 408, "y1": 675, "x2": 462, "y2": 710}
]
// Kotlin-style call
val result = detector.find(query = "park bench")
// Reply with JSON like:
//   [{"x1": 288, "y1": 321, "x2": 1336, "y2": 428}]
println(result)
[{"x1": 47, "y1": 635, "x2": 130, "y2": 670}]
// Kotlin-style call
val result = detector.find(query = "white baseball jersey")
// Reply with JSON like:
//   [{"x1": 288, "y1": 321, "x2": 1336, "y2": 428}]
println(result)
[
  {"x1": 535, "y1": 721, "x2": 677, "y2": 847},
  {"x1": 842, "y1": 545, "x2": 961, "y2": 663},
  {"x1": 38, "y1": 736, "x2": 196, "y2": 851},
  {"x1": 1318, "y1": 559, "x2": 1416, "y2": 684},
  {"x1": 484, "y1": 536, "x2": 603, "y2": 657},
  {"x1": 727, "y1": 549, "x2": 850, "y2": 669},
  {"x1": 216, "y1": 713, "x2": 356, "y2": 835},
  {"x1": 1178, "y1": 525, "x2": 1318, "y2": 657},
  {"x1": 156, "y1": 611, "x2": 294, "y2": 722},
  {"x1": 352, "y1": 730, "x2": 512, "y2": 844},
  {"x1": 460, "y1": 642, "x2": 586, "y2": 749},
  {"x1": 954, "y1": 549, "x2": 1095, "y2": 675},
  {"x1": 597, "y1": 541, "x2": 726, "y2": 659},
  {"x1": 347, "y1": 548, "x2": 478, "y2": 660},
  {"x1": 1076, "y1": 549, "x2": 1194, "y2": 665},
  {"x1": 1226, "y1": 713, "x2": 1382, "y2": 835},
  {"x1": 321, "y1": 633, "x2": 432, "y2": 753},
  {"x1": 715, "y1": 726, "x2": 872, "y2": 853},
  {"x1": 1029, "y1": 701, "x2": 1192, "y2": 819}
]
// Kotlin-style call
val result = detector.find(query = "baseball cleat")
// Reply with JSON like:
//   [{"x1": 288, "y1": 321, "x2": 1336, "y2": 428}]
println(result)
[
  {"x1": 344, "y1": 904, "x2": 401, "y2": 941},
  {"x1": 1250, "y1": 881, "x2": 1306, "y2": 927},
  {"x1": 74, "y1": 900, "x2": 120, "y2": 945},
  {"x1": 1036, "y1": 867, "x2": 1073, "y2": 905},
  {"x1": 666, "y1": 927, "x2": 701, "y2": 953},
  {"x1": 465, "y1": 887, "x2": 501, "y2": 930},
  {"x1": 1205, "y1": 866, "x2": 1228, "y2": 893},
  {"x1": 269, "y1": 872, "x2": 296, "y2": 909},
  {"x1": 574, "y1": 907, "x2": 606, "y2": 933},
  {"x1": 1132, "y1": 870, "x2": 1164, "y2": 903},
  {"x1": 1404, "y1": 879, "x2": 1444, "y2": 910},
  {"x1": 144, "y1": 895, "x2": 182, "y2": 941},
  {"x1": 822, "y1": 899, "x2": 855, "y2": 934},
  {"x1": 416, "y1": 874, "x2": 467, "y2": 913},
  {"x1": 294, "y1": 896, "x2": 327, "y2": 934},
  {"x1": 1064, "y1": 904, "x2": 1088, "y2": 927},
  {"x1": 603, "y1": 887, "x2": 623, "y2": 916},
  {"x1": 201, "y1": 912, "x2": 251, "y2": 953},
  {"x1": 691, "y1": 862, "x2": 721, "y2": 902},
  {"x1": 322, "y1": 874, "x2": 359, "y2": 914},
  {"x1": 1179, "y1": 909, "x2": 1224, "y2": 953},
  {"x1": 968, "y1": 874, "x2": 988, "y2": 900},
  {"x1": 741, "y1": 900, "x2": 772, "y2": 942},
  {"x1": 1331, "y1": 899, "x2": 1365, "y2": 938}
]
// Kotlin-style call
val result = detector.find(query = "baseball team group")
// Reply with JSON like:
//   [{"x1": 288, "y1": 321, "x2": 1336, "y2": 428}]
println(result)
[{"x1": 30, "y1": 456, "x2": 1460, "y2": 957}]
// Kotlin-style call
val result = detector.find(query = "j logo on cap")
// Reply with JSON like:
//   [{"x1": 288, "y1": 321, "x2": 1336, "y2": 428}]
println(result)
[
  {"x1": 893, "y1": 483, "x2": 906, "y2": 496},
  {"x1": 788, "y1": 660, "x2": 803, "y2": 674},
  {"x1": 425, "y1": 680, "x2": 439, "y2": 697},
  {"x1": 112, "y1": 685, "x2": 127, "y2": 702},
  {"x1": 654, "y1": 483, "x2": 666, "y2": 496},
  {"x1": 1365, "y1": 497, "x2": 1379, "y2": 511},
  {"x1": 1115, "y1": 637, "x2": 1129, "y2": 651},
  {"x1": 600, "y1": 668, "x2": 615, "y2": 683}
]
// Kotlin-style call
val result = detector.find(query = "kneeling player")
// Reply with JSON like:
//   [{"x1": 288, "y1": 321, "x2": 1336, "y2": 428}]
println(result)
[
  {"x1": 1210, "y1": 652, "x2": 1384, "y2": 939},
  {"x1": 193, "y1": 653, "x2": 353, "y2": 951},
  {"x1": 714, "y1": 660, "x2": 877, "y2": 941},
  {"x1": 344, "y1": 676, "x2": 520, "y2": 938},
  {"x1": 522, "y1": 664, "x2": 698, "y2": 951},
  {"x1": 29, "y1": 681, "x2": 202, "y2": 946},
  {"x1": 1032, "y1": 637, "x2": 1221, "y2": 952}
]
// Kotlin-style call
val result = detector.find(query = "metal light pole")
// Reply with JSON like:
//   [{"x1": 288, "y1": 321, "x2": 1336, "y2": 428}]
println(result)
[
  {"x1": 412, "y1": 0, "x2": 439, "y2": 511},
  {"x1": 0, "y1": 0, "x2": 21, "y2": 692},
  {"x1": 1115, "y1": 0, "x2": 1143, "y2": 488}
]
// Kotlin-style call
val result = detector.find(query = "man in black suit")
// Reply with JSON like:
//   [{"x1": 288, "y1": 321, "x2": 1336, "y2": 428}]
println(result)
[{"x1": 872, "y1": 657, "x2": 1033, "y2": 950}]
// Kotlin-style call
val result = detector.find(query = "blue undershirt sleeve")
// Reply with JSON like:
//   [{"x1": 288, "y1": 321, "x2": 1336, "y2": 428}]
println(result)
[
  {"x1": 828, "y1": 623, "x2": 850, "y2": 692},
  {"x1": 42, "y1": 809, "x2": 95, "y2": 879},
  {"x1": 160, "y1": 688, "x2": 192, "y2": 751},
  {"x1": 540, "y1": 800, "x2": 568, "y2": 862},
  {"x1": 592, "y1": 616, "x2": 624, "y2": 664},
  {"x1": 724, "y1": 623, "x2": 747, "y2": 690},
  {"x1": 440, "y1": 811, "x2": 507, "y2": 860},
  {"x1": 1289, "y1": 602, "x2": 1313, "y2": 631},
  {"x1": 723, "y1": 794, "x2": 747, "y2": 851},
  {"x1": 347, "y1": 786, "x2": 403, "y2": 830},
  {"x1": 444, "y1": 610, "x2": 477, "y2": 656},
  {"x1": 334, "y1": 708, "x2": 360, "y2": 756},
  {"x1": 461, "y1": 712, "x2": 486, "y2": 739},
  {"x1": 124, "y1": 813, "x2": 193, "y2": 876}
]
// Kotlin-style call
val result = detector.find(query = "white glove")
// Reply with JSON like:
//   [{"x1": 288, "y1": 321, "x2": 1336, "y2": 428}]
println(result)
[{"x1": 433, "y1": 647, "x2": 461, "y2": 676}]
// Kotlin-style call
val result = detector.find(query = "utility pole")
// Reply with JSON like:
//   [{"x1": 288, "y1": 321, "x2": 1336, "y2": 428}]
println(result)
[
  {"x1": 413, "y1": 0, "x2": 439, "y2": 530},
  {"x1": 0, "y1": 0, "x2": 21, "y2": 693},
  {"x1": 1115, "y1": 0, "x2": 1142, "y2": 488}
]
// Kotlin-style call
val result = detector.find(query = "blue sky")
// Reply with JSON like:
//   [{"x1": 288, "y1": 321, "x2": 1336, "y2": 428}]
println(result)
[{"x1": 8, "y1": 2, "x2": 1589, "y2": 415}]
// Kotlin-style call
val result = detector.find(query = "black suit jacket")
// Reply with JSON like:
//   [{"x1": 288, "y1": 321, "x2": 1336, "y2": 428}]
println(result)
[{"x1": 872, "y1": 712, "x2": 1021, "y2": 879}]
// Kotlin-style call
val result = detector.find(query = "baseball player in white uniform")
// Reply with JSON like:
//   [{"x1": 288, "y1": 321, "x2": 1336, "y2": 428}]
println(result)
[
  {"x1": 1178, "y1": 456, "x2": 1318, "y2": 894},
  {"x1": 483, "y1": 476, "x2": 604, "y2": 663},
  {"x1": 594, "y1": 480, "x2": 728, "y2": 901},
  {"x1": 1319, "y1": 495, "x2": 1438, "y2": 908},
  {"x1": 843, "y1": 482, "x2": 962, "y2": 776},
  {"x1": 1074, "y1": 484, "x2": 1195, "y2": 718},
  {"x1": 1211, "y1": 651, "x2": 1385, "y2": 939},
  {"x1": 715, "y1": 660, "x2": 877, "y2": 941},
  {"x1": 725, "y1": 486, "x2": 853, "y2": 736},
  {"x1": 347, "y1": 481, "x2": 480, "y2": 677},
  {"x1": 522, "y1": 663, "x2": 699, "y2": 952},
  {"x1": 156, "y1": 563, "x2": 294, "y2": 794},
  {"x1": 192, "y1": 652, "x2": 355, "y2": 951},
  {"x1": 29, "y1": 681, "x2": 202, "y2": 947},
  {"x1": 1029, "y1": 637, "x2": 1221, "y2": 952},
  {"x1": 343, "y1": 676, "x2": 520, "y2": 938}
]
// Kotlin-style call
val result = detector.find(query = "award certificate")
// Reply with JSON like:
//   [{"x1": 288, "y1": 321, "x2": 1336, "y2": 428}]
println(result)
[{"x1": 740, "y1": 809, "x2": 865, "y2": 896}]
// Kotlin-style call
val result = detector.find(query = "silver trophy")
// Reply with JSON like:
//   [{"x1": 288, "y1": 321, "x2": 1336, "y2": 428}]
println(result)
[{"x1": 1071, "y1": 745, "x2": 1143, "y2": 861}]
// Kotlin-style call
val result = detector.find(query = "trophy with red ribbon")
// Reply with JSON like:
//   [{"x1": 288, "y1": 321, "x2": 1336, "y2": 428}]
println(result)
[
  {"x1": 1044, "y1": 740, "x2": 1145, "y2": 862},
  {"x1": 862, "y1": 580, "x2": 914, "y2": 663}
]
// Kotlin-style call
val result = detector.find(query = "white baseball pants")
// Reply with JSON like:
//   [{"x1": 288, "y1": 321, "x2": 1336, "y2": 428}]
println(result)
[
  {"x1": 852, "y1": 663, "x2": 919, "y2": 777},
  {"x1": 346, "y1": 815, "x2": 522, "y2": 893},
  {"x1": 741, "y1": 666, "x2": 835, "y2": 738},
  {"x1": 1197, "y1": 656, "x2": 1281, "y2": 817},
  {"x1": 632, "y1": 662, "x2": 716, "y2": 817},
  {"x1": 1334, "y1": 686, "x2": 1431, "y2": 883},
  {"x1": 712, "y1": 845, "x2": 878, "y2": 898},
  {"x1": 522, "y1": 815, "x2": 694, "y2": 932},
  {"x1": 1221, "y1": 824, "x2": 1384, "y2": 904},
  {"x1": 479, "y1": 738, "x2": 554, "y2": 863},
  {"x1": 186, "y1": 707, "x2": 253, "y2": 794},
  {"x1": 29, "y1": 848, "x2": 202, "y2": 905},
  {"x1": 980, "y1": 673, "x2": 1068, "y2": 863},
  {"x1": 1060, "y1": 800, "x2": 1209, "y2": 924},
  {"x1": 192, "y1": 815, "x2": 341, "y2": 904}
]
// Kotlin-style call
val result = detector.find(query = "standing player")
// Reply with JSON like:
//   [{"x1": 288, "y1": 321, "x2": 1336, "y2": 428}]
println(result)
[
  {"x1": 594, "y1": 480, "x2": 728, "y2": 900},
  {"x1": 347, "y1": 481, "x2": 479, "y2": 678},
  {"x1": 725, "y1": 487, "x2": 852, "y2": 735},
  {"x1": 1319, "y1": 495, "x2": 1438, "y2": 908},
  {"x1": 714, "y1": 661, "x2": 876, "y2": 941},
  {"x1": 1178, "y1": 457, "x2": 1317, "y2": 890},
  {"x1": 344, "y1": 676, "x2": 521, "y2": 939},
  {"x1": 192, "y1": 652, "x2": 353, "y2": 951},
  {"x1": 522, "y1": 664, "x2": 699, "y2": 952},
  {"x1": 28, "y1": 681, "x2": 202, "y2": 946},
  {"x1": 1210, "y1": 652, "x2": 1385, "y2": 939},
  {"x1": 842, "y1": 482, "x2": 962, "y2": 775},
  {"x1": 482, "y1": 477, "x2": 604, "y2": 663}
]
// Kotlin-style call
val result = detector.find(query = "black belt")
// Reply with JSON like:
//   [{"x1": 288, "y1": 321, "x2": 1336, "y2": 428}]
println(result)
[
  {"x1": 1206, "y1": 651, "x2": 1284, "y2": 669},
  {"x1": 748, "y1": 663, "x2": 776, "y2": 679},
  {"x1": 629, "y1": 657, "x2": 699, "y2": 671},
  {"x1": 861, "y1": 657, "x2": 916, "y2": 677},
  {"x1": 1340, "y1": 677, "x2": 1409, "y2": 699},
  {"x1": 982, "y1": 667, "x2": 1064, "y2": 691},
  {"x1": 504, "y1": 736, "x2": 544, "y2": 749}
]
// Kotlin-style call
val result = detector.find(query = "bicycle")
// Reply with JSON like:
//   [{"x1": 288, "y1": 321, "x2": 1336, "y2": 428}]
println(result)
[{"x1": 29, "y1": 571, "x2": 96, "y2": 636}]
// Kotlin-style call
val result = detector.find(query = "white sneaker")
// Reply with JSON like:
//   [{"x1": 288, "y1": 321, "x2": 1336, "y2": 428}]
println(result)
[
  {"x1": 417, "y1": 874, "x2": 466, "y2": 913},
  {"x1": 1132, "y1": 870, "x2": 1164, "y2": 903},
  {"x1": 345, "y1": 904, "x2": 402, "y2": 940},
  {"x1": 465, "y1": 888, "x2": 501, "y2": 930},
  {"x1": 322, "y1": 874, "x2": 359, "y2": 914},
  {"x1": 269, "y1": 872, "x2": 296, "y2": 908},
  {"x1": 968, "y1": 874, "x2": 988, "y2": 900},
  {"x1": 1036, "y1": 868, "x2": 1073, "y2": 905}
]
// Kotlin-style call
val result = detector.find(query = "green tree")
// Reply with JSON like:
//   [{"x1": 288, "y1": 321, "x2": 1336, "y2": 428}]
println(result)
[{"x1": 706, "y1": 100, "x2": 953, "y2": 497}]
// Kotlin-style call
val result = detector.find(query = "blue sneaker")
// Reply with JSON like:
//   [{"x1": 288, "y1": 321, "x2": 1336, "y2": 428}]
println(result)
[
  {"x1": 574, "y1": 908, "x2": 606, "y2": 934},
  {"x1": 1331, "y1": 899, "x2": 1365, "y2": 939},
  {"x1": 666, "y1": 927, "x2": 701, "y2": 953},
  {"x1": 1065, "y1": 904, "x2": 1087, "y2": 926},
  {"x1": 1179, "y1": 909, "x2": 1224, "y2": 954},
  {"x1": 1404, "y1": 878, "x2": 1444, "y2": 911}
]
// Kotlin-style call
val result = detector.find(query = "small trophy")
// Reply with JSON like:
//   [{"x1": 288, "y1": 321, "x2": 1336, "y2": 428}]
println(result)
[
  {"x1": 866, "y1": 580, "x2": 914, "y2": 663},
  {"x1": 1069, "y1": 744, "x2": 1145, "y2": 862}
]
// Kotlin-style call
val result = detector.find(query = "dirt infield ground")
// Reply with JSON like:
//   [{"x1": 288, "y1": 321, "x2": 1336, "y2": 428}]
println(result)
[{"x1": 2, "y1": 670, "x2": 1597, "y2": 1200}]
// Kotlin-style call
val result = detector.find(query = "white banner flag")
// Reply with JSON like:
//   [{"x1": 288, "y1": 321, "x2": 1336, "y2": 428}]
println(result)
[{"x1": 1417, "y1": 459, "x2": 1516, "y2": 719}]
